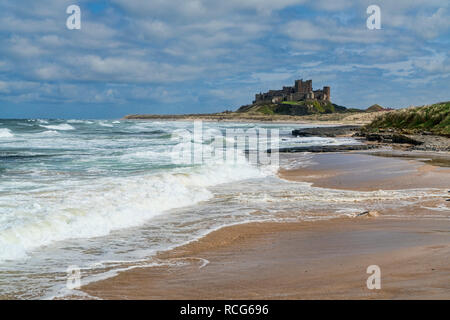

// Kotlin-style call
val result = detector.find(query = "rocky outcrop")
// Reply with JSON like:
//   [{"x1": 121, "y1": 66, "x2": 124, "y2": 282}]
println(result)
[
  {"x1": 362, "y1": 133, "x2": 423, "y2": 145},
  {"x1": 355, "y1": 130, "x2": 450, "y2": 151},
  {"x1": 269, "y1": 144, "x2": 377, "y2": 153},
  {"x1": 284, "y1": 125, "x2": 378, "y2": 152},
  {"x1": 356, "y1": 211, "x2": 380, "y2": 218},
  {"x1": 292, "y1": 125, "x2": 360, "y2": 137}
]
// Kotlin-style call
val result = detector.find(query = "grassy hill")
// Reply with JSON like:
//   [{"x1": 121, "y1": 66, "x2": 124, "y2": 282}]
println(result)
[
  {"x1": 236, "y1": 100, "x2": 349, "y2": 116},
  {"x1": 365, "y1": 102, "x2": 450, "y2": 136},
  {"x1": 366, "y1": 104, "x2": 385, "y2": 112}
]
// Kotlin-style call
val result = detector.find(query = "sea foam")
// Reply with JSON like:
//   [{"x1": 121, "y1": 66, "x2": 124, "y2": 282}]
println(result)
[
  {"x1": 40, "y1": 123, "x2": 75, "y2": 131},
  {"x1": 0, "y1": 128, "x2": 14, "y2": 138},
  {"x1": 0, "y1": 159, "x2": 265, "y2": 262}
]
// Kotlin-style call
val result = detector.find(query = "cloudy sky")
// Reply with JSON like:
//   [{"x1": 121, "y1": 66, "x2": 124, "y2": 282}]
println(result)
[{"x1": 0, "y1": 0, "x2": 449, "y2": 118}]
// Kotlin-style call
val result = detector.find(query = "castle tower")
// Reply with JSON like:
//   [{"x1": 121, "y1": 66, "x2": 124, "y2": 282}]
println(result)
[
  {"x1": 304, "y1": 80, "x2": 312, "y2": 93},
  {"x1": 323, "y1": 86, "x2": 330, "y2": 101},
  {"x1": 294, "y1": 79, "x2": 303, "y2": 93}
]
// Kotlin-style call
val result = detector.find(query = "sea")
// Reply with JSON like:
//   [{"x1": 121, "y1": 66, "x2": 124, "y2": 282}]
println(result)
[{"x1": 0, "y1": 119, "x2": 447, "y2": 299}]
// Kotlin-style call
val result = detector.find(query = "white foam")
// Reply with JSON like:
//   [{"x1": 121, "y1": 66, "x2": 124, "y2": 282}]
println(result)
[
  {"x1": 37, "y1": 130, "x2": 60, "y2": 136},
  {"x1": 284, "y1": 136, "x2": 360, "y2": 147},
  {"x1": 120, "y1": 149, "x2": 167, "y2": 161},
  {"x1": 67, "y1": 120, "x2": 93, "y2": 124},
  {"x1": 0, "y1": 128, "x2": 14, "y2": 138},
  {"x1": 40, "y1": 124, "x2": 75, "y2": 131},
  {"x1": 99, "y1": 121, "x2": 113, "y2": 127},
  {"x1": 0, "y1": 160, "x2": 266, "y2": 262},
  {"x1": 420, "y1": 204, "x2": 450, "y2": 212}
]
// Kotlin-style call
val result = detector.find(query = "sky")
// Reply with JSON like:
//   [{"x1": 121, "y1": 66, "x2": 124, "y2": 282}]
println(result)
[{"x1": 0, "y1": 0, "x2": 449, "y2": 119}]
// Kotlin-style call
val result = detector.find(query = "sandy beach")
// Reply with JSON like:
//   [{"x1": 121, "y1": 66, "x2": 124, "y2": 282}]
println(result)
[
  {"x1": 2, "y1": 0, "x2": 449, "y2": 304},
  {"x1": 82, "y1": 151, "x2": 450, "y2": 300}
]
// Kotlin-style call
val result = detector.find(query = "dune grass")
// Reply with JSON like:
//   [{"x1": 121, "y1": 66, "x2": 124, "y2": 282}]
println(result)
[{"x1": 366, "y1": 102, "x2": 450, "y2": 136}]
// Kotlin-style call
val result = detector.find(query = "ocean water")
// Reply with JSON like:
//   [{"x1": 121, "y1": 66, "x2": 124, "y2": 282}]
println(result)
[{"x1": 0, "y1": 119, "x2": 447, "y2": 299}]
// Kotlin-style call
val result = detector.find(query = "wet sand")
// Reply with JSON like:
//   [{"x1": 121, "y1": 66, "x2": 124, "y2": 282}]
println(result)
[
  {"x1": 82, "y1": 152, "x2": 450, "y2": 300},
  {"x1": 278, "y1": 152, "x2": 450, "y2": 191}
]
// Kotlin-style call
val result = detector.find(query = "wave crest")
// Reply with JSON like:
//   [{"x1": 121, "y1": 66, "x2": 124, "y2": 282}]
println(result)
[
  {"x1": 40, "y1": 124, "x2": 75, "y2": 131},
  {"x1": 0, "y1": 128, "x2": 14, "y2": 138}
]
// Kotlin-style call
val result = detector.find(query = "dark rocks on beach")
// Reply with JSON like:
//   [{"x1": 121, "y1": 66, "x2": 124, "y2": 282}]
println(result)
[
  {"x1": 273, "y1": 125, "x2": 376, "y2": 153},
  {"x1": 290, "y1": 125, "x2": 449, "y2": 152},
  {"x1": 269, "y1": 144, "x2": 377, "y2": 153},
  {"x1": 356, "y1": 211, "x2": 380, "y2": 218},
  {"x1": 358, "y1": 130, "x2": 450, "y2": 151},
  {"x1": 292, "y1": 125, "x2": 361, "y2": 137},
  {"x1": 364, "y1": 133, "x2": 423, "y2": 145}
]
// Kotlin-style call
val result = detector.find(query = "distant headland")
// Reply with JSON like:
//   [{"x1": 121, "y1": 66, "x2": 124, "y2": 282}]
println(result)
[
  {"x1": 236, "y1": 78, "x2": 344, "y2": 116},
  {"x1": 125, "y1": 77, "x2": 361, "y2": 121},
  {"x1": 122, "y1": 77, "x2": 448, "y2": 138}
]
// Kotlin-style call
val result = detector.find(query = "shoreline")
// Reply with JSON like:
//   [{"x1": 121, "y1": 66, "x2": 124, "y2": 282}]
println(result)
[
  {"x1": 122, "y1": 117, "x2": 358, "y2": 126},
  {"x1": 82, "y1": 217, "x2": 450, "y2": 300},
  {"x1": 122, "y1": 112, "x2": 379, "y2": 126},
  {"x1": 80, "y1": 151, "x2": 450, "y2": 300},
  {"x1": 123, "y1": 116, "x2": 450, "y2": 152}
]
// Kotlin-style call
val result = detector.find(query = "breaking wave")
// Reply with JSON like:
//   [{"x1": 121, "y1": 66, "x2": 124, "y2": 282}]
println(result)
[
  {"x1": 40, "y1": 124, "x2": 75, "y2": 131},
  {"x1": 0, "y1": 128, "x2": 14, "y2": 138},
  {"x1": 0, "y1": 160, "x2": 266, "y2": 261}
]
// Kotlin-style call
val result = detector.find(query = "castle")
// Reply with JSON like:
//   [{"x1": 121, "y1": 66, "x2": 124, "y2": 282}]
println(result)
[{"x1": 254, "y1": 79, "x2": 330, "y2": 104}]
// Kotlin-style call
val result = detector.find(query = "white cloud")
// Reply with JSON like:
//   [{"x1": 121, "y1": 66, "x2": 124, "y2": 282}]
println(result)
[
  {"x1": 408, "y1": 8, "x2": 450, "y2": 39},
  {"x1": 111, "y1": 0, "x2": 307, "y2": 18},
  {"x1": 251, "y1": 71, "x2": 294, "y2": 82},
  {"x1": 0, "y1": 0, "x2": 448, "y2": 110},
  {"x1": 311, "y1": 0, "x2": 353, "y2": 11},
  {"x1": 0, "y1": 81, "x2": 9, "y2": 93},
  {"x1": 8, "y1": 36, "x2": 47, "y2": 57},
  {"x1": 284, "y1": 19, "x2": 384, "y2": 43}
]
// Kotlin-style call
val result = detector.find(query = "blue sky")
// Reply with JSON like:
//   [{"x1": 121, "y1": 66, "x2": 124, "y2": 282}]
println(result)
[{"x1": 0, "y1": 0, "x2": 449, "y2": 119}]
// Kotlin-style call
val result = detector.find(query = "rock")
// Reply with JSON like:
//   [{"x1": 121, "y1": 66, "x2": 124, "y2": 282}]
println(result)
[
  {"x1": 391, "y1": 134, "x2": 423, "y2": 145},
  {"x1": 365, "y1": 133, "x2": 384, "y2": 142},
  {"x1": 363, "y1": 132, "x2": 423, "y2": 145},
  {"x1": 292, "y1": 126, "x2": 361, "y2": 137},
  {"x1": 356, "y1": 210, "x2": 380, "y2": 218},
  {"x1": 269, "y1": 144, "x2": 378, "y2": 153}
]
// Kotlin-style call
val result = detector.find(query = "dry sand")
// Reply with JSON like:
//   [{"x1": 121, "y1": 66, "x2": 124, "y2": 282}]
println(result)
[
  {"x1": 124, "y1": 110, "x2": 382, "y2": 125},
  {"x1": 82, "y1": 152, "x2": 450, "y2": 300}
]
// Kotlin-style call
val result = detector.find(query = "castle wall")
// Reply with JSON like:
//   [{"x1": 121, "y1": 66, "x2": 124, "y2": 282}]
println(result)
[
  {"x1": 303, "y1": 80, "x2": 312, "y2": 93},
  {"x1": 323, "y1": 86, "x2": 330, "y2": 101},
  {"x1": 294, "y1": 80, "x2": 302, "y2": 93},
  {"x1": 254, "y1": 79, "x2": 330, "y2": 103}
]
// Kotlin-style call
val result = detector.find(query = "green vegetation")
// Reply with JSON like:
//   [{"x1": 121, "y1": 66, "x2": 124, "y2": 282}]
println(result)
[
  {"x1": 347, "y1": 108, "x2": 366, "y2": 113},
  {"x1": 366, "y1": 104, "x2": 385, "y2": 112},
  {"x1": 365, "y1": 102, "x2": 450, "y2": 136},
  {"x1": 256, "y1": 105, "x2": 275, "y2": 115},
  {"x1": 235, "y1": 100, "x2": 371, "y2": 118},
  {"x1": 312, "y1": 100, "x2": 335, "y2": 113},
  {"x1": 281, "y1": 101, "x2": 302, "y2": 105},
  {"x1": 279, "y1": 100, "x2": 336, "y2": 113}
]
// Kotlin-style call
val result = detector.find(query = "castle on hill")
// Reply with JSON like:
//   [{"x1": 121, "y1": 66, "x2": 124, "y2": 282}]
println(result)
[{"x1": 253, "y1": 79, "x2": 330, "y2": 104}]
